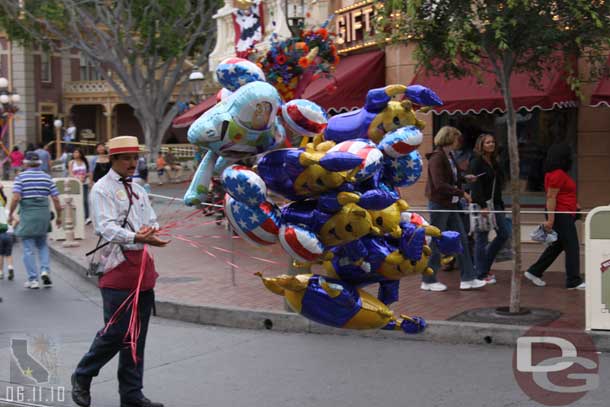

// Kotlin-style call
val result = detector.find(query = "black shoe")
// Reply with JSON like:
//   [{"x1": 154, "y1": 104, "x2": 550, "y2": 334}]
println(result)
[
  {"x1": 7, "y1": 268, "x2": 13, "y2": 280},
  {"x1": 120, "y1": 396, "x2": 164, "y2": 407},
  {"x1": 71, "y1": 373, "x2": 91, "y2": 407},
  {"x1": 41, "y1": 272, "x2": 52, "y2": 287}
]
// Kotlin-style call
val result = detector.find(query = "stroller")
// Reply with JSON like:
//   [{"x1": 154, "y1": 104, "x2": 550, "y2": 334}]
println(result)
[{"x1": 202, "y1": 176, "x2": 225, "y2": 225}]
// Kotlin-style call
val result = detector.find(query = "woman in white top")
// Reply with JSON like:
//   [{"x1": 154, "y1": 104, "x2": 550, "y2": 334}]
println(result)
[{"x1": 68, "y1": 148, "x2": 92, "y2": 224}]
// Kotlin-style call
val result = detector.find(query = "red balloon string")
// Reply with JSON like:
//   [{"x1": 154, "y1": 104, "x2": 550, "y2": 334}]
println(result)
[{"x1": 102, "y1": 245, "x2": 149, "y2": 365}]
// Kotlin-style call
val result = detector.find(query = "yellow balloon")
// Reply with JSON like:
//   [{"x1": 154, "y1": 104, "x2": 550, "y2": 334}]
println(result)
[
  {"x1": 368, "y1": 199, "x2": 410, "y2": 238},
  {"x1": 319, "y1": 203, "x2": 379, "y2": 247},
  {"x1": 367, "y1": 100, "x2": 426, "y2": 144}
]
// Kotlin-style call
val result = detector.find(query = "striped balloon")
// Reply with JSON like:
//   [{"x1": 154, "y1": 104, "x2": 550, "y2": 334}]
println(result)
[
  {"x1": 278, "y1": 224, "x2": 325, "y2": 263},
  {"x1": 378, "y1": 126, "x2": 423, "y2": 158},
  {"x1": 328, "y1": 139, "x2": 383, "y2": 182},
  {"x1": 281, "y1": 99, "x2": 328, "y2": 137}
]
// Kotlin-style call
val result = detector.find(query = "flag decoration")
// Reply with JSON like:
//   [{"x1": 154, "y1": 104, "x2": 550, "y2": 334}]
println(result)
[{"x1": 232, "y1": 0, "x2": 265, "y2": 58}]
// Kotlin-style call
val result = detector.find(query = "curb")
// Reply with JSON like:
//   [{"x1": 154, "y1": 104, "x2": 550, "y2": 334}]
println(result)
[{"x1": 49, "y1": 244, "x2": 610, "y2": 352}]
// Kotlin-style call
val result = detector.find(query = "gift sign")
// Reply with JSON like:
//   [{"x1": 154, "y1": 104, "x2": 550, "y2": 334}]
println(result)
[{"x1": 334, "y1": 0, "x2": 375, "y2": 51}]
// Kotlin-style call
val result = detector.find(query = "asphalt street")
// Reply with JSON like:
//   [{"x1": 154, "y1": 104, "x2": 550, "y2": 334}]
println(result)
[{"x1": 0, "y1": 245, "x2": 609, "y2": 407}]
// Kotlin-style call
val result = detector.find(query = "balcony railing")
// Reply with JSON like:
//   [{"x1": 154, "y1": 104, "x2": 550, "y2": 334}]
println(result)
[{"x1": 65, "y1": 80, "x2": 113, "y2": 93}]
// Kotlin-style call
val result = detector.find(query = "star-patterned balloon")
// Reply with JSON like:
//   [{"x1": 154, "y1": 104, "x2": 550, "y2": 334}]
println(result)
[
  {"x1": 222, "y1": 164, "x2": 267, "y2": 206},
  {"x1": 382, "y1": 150, "x2": 423, "y2": 187},
  {"x1": 216, "y1": 57, "x2": 266, "y2": 91}
]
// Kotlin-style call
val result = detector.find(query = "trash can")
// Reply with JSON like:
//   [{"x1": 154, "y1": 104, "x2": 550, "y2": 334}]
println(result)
[{"x1": 585, "y1": 205, "x2": 610, "y2": 330}]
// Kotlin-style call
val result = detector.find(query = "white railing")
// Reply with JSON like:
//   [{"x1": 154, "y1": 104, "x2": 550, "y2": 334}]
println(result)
[{"x1": 159, "y1": 144, "x2": 196, "y2": 159}]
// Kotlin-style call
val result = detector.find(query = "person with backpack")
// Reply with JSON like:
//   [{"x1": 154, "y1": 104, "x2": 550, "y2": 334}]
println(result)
[{"x1": 8, "y1": 152, "x2": 62, "y2": 289}]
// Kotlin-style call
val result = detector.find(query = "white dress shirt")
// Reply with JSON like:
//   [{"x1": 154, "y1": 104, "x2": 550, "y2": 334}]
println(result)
[{"x1": 90, "y1": 168, "x2": 158, "y2": 251}]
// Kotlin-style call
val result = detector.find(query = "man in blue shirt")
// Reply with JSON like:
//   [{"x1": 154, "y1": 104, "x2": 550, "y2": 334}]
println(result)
[
  {"x1": 8, "y1": 152, "x2": 62, "y2": 289},
  {"x1": 34, "y1": 143, "x2": 52, "y2": 173}
]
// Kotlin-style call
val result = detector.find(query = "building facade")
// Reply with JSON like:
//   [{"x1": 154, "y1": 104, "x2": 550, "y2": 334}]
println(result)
[{"x1": 0, "y1": 34, "x2": 214, "y2": 155}]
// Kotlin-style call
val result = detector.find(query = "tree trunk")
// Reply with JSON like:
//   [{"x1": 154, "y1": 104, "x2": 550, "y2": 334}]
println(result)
[
  {"x1": 498, "y1": 65, "x2": 523, "y2": 314},
  {"x1": 137, "y1": 115, "x2": 171, "y2": 162}
]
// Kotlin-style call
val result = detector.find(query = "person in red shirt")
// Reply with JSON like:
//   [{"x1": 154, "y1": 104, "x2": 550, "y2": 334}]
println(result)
[
  {"x1": 9, "y1": 146, "x2": 24, "y2": 176},
  {"x1": 525, "y1": 143, "x2": 585, "y2": 290}
]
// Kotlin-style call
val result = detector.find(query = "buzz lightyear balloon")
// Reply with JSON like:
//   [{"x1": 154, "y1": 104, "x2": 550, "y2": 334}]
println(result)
[{"x1": 184, "y1": 81, "x2": 285, "y2": 206}]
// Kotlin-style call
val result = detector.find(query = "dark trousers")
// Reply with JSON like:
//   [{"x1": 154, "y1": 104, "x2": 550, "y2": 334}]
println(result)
[
  {"x1": 527, "y1": 214, "x2": 582, "y2": 288},
  {"x1": 75, "y1": 288, "x2": 154, "y2": 401},
  {"x1": 82, "y1": 183, "x2": 90, "y2": 220},
  {"x1": 424, "y1": 201, "x2": 477, "y2": 283}
]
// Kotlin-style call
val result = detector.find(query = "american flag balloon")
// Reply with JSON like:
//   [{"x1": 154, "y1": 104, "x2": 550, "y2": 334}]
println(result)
[
  {"x1": 224, "y1": 196, "x2": 280, "y2": 246},
  {"x1": 382, "y1": 150, "x2": 423, "y2": 187},
  {"x1": 328, "y1": 139, "x2": 383, "y2": 182},
  {"x1": 222, "y1": 164, "x2": 267, "y2": 206},
  {"x1": 278, "y1": 224, "x2": 325, "y2": 263},
  {"x1": 378, "y1": 126, "x2": 423, "y2": 158},
  {"x1": 281, "y1": 99, "x2": 328, "y2": 138}
]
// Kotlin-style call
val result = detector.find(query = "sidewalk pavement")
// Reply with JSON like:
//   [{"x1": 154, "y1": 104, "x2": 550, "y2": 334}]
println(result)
[{"x1": 48, "y1": 184, "x2": 606, "y2": 349}]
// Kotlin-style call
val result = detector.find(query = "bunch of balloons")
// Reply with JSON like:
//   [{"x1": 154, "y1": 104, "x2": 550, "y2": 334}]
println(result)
[{"x1": 184, "y1": 56, "x2": 461, "y2": 335}]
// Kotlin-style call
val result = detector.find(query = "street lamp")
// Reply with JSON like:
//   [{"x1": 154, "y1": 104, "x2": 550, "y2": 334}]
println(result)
[
  {"x1": 0, "y1": 76, "x2": 20, "y2": 149},
  {"x1": 53, "y1": 118, "x2": 63, "y2": 159},
  {"x1": 188, "y1": 70, "x2": 205, "y2": 104},
  {"x1": 285, "y1": 0, "x2": 305, "y2": 37}
]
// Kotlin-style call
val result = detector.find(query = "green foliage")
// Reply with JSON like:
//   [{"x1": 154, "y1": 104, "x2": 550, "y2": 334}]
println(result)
[
  {"x1": 0, "y1": 0, "x2": 222, "y2": 60},
  {"x1": 375, "y1": 0, "x2": 610, "y2": 90}
]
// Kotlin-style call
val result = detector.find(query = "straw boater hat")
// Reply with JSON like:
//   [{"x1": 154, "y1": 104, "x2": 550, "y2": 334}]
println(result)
[{"x1": 107, "y1": 136, "x2": 143, "y2": 156}]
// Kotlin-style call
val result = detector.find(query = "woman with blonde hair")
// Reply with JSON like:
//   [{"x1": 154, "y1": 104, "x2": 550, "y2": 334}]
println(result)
[
  {"x1": 421, "y1": 126, "x2": 485, "y2": 292},
  {"x1": 468, "y1": 133, "x2": 510, "y2": 284}
]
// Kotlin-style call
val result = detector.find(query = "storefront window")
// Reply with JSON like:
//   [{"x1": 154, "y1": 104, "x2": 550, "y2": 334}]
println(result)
[{"x1": 433, "y1": 108, "x2": 578, "y2": 202}]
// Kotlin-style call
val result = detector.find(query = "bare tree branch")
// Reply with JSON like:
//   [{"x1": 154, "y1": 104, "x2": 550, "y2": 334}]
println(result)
[{"x1": 0, "y1": 0, "x2": 221, "y2": 155}]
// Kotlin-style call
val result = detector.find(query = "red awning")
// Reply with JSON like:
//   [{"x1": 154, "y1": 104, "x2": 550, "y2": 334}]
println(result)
[
  {"x1": 591, "y1": 55, "x2": 610, "y2": 107},
  {"x1": 172, "y1": 95, "x2": 217, "y2": 128},
  {"x1": 412, "y1": 59, "x2": 578, "y2": 114},
  {"x1": 303, "y1": 50, "x2": 385, "y2": 112}
]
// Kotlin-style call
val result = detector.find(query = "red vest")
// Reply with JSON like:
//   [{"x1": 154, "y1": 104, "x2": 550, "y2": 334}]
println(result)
[{"x1": 98, "y1": 250, "x2": 158, "y2": 291}]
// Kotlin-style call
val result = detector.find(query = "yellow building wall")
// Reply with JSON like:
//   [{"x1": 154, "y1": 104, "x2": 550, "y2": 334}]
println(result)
[{"x1": 385, "y1": 44, "x2": 433, "y2": 208}]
